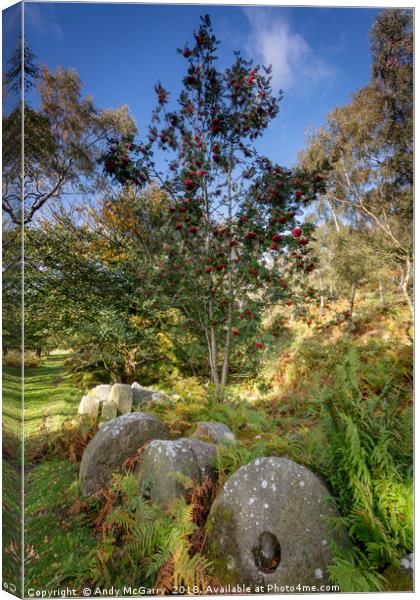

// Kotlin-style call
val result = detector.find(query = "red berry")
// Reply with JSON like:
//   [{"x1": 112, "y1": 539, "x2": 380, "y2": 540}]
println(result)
[
  {"x1": 271, "y1": 242, "x2": 278, "y2": 251},
  {"x1": 183, "y1": 48, "x2": 191, "y2": 57},
  {"x1": 248, "y1": 69, "x2": 257, "y2": 85},
  {"x1": 188, "y1": 226, "x2": 198, "y2": 234},
  {"x1": 286, "y1": 300, "x2": 293, "y2": 306},
  {"x1": 248, "y1": 268, "x2": 258, "y2": 276},
  {"x1": 232, "y1": 328, "x2": 239, "y2": 336},
  {"x1": 204, "y1": 266, "x2": 213, "y2": 273},
  {"x1": 278, "y1": 216, "x2": 287, "y2": 224},
  {"x1": 245, "y1": 231, "x2": 257, "y2": 240},
  {"x1": 292, "y1": 227, "x2": 302, "y2": 238},
  {"x1": 299, "y1": 238, "x2": 309, "y2": 245},
  {"x1": 272, "y1": 234, "x2": 283, "y2": 241},
  {"x1": 255, "y1": 341, "x2": 264, "y2": 349},
  {"x1": 175, "y1": 223, "x2": 182, "y2": 230},
  {"x1": 216, "y1": 263, "x2": 224, "y2": 271}
]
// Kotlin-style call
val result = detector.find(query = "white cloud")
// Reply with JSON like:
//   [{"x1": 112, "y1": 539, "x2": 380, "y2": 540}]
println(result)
[{"x1": 243, "y1": 8, "x2": 334, "y2": 93}]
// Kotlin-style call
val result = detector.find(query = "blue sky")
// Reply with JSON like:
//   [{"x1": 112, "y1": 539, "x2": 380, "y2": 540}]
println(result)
[{"x1": 7, "y1": 1, "x2": 381, "y2": 167}]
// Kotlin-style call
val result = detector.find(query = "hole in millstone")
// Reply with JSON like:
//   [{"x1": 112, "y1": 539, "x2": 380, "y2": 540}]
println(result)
[{"x1": 252, "y1": 531, "x2": 281, "y2": 574}]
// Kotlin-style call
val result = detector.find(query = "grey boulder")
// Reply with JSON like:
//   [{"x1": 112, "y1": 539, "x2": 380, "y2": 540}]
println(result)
[
  {"x1": 184, "y1": 437, "x2": 218, "y2": 481},
  {"x1": 78, "y1": 395, "x2": 99, "y2": 419},
  {"x1": 204, "y1": 457, "x2": 346, "y2": 590},
  {"x1": 134, "y1": 437, "x2": 217, "y2": 508},
  {"x1": 109, "y1": 383, "x2": 132, "y2": 414},
  {"x1": 131, "y1": 382, "x2": 168, "y2": 407},
  {"x1": 79, "y1": 412, "x2": 169, "y2": 496},
  {"x1": 101, "y1": 400, "x2": 117, "y2": 421},
  {"x1": 87, "y1": 384, "x2": 111, "y2": 404},
  {"x1": 192, "y1": 421, "x2": 236, "y2": 445},
  {"x1": 400, "y1": 553, "x2": 414, "y2": 573}
]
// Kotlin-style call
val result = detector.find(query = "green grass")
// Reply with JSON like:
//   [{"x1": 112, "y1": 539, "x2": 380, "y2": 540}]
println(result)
[
  {"x1": 3, "y1": 364, "x2": 22, "y2": 435},
  {"x1": 24, "y1": 458, "x2": 96, "y2": 593},
  {"x1": 2, "y1": 363, "x2": 22, "y2": 587},
  {"x1": 21, "y1": 355, "x2": 97, "y2": 592},
  {"x1": 3, "y1": 354, "x2": 91, "y2": 592},
  {"x1": 23, "y1": 354, "x2": 81, "y2": 437}
]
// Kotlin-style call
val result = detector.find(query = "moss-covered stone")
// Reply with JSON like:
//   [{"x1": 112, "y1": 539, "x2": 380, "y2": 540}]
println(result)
[
  {"x1": 204, "y1": 457, "x2": 348, "y2": 589},
  {"x1": 79, "y1": 413, "x2": 169, "y2": 496},
  {"x1": 133, "y1": 437, "x2": 217, "y2": 508},
  {"x1": 192, "y1": 421, "x2": 236, "y2": 445}
]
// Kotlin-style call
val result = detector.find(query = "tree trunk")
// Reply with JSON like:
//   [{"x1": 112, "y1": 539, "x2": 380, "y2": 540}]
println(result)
[
  {"x1": 36, "y1": 347, "x2": 42, "y2": 358},
  {"x1": 349, "y1": 284, "x2": 356, "y2": 318},
  {"x1": 202, "y1": 159, "x2": 222, "y2": 400},
  {"x1": 329, "y1": 278, "x2": 334, "y2": 300},
  {"x1": 110, "y1": 370, "x2": 122, "y2": 383},
  {"x1": 207, "y1": 308, "x2": 220, "y2": 399},
  {"x1": 317, "y1": 270, "x2": 325, "y2": 317},
  {"x1": 123, "y1": 349, "x2": 137, "y2": 384},
  {"x1": 378, "y1": 279, "x2": 384, "y2": 305},
  {"x1": 220, "y1": 147, "x2": 234, "y2": 393},
  {"x1": 326, "y1": 197, "x2": 341, "y2": 233},
  {"x1": 400, "y1": 256, "x2": 413, "y2": 317},
  {"x1": 221, "y1": 298, "x2": 233, "y2": 389}
]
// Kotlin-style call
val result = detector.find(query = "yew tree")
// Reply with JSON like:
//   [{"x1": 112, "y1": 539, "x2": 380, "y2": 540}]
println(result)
[{"x1": 101, "y1": 16, "x2": 324, "y2": 398}]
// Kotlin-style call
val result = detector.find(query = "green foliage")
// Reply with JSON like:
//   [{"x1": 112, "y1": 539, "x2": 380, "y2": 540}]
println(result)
[
  {"x1": 64, "y1": 350, "x2": 110, "y2": 388},
  {"x1": 171, "y1": 377, "x2": 209, "y2": 405},
  {"x1": 327, "y1": 545, "x2": 385, "y2": 592},
  {"x1": 91, "y1": 474, "x2": 211, "y2": 591},
  {"x1": 307, "y1": 349, "x2": 413, "y2": 590}
]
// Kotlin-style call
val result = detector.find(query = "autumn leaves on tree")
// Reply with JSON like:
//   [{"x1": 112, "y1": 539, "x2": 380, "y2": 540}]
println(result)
[{"x1": 101, "y1": 16, "x2": 325, "y2": 398}]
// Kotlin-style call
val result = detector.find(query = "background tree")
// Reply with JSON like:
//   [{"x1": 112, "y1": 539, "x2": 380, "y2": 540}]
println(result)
[
  {"x1": 24, "y1": 188, "x2": 180, "y2": 385},
  {"x1": 2, "y1": 41, "x2": 137, "y2": 225},
  {"x1": 101, "y1": 16, "x2": 324, "y2": 398},
  {"x1": 299, "y1": 8, "x2": 413, "y2": 315}
]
